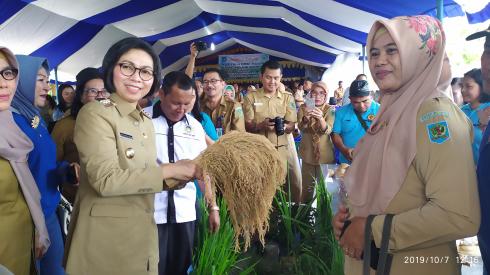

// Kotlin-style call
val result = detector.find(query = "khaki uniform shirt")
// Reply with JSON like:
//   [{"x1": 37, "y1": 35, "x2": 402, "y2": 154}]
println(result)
[
  {"x1": 345, "y1": 97, "x2": 480, "y2": 275},
  {"x1": 0, "y1": 158, "x2": 32, "y2": 275},
  {"x1": 334, "y1": 87, "x2": 344, "y2": 101},
  {"x1": 51, "y1": 115, "x2": 78, "y2": 163},
  {"x1": 65, "y1": 94, "x2": 164, "y2": 275},
  {"x1": 243, "y1": 88, "x2": 297, "y2": 150},
  {"x1": 201, "y1": 95, "x2": 245, "y2": 134},
  {"x1": 298, "y1": 104, "x2": 335, "y2": 164}
]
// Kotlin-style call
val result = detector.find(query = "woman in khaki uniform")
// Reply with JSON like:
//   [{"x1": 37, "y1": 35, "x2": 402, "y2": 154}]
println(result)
[
  {"x1": 51, "y1": 68, "x2": 108, "y2": 203},
  {"x1": 333, "y1": 16, "x2": 480, "y2": 275},
  {"x1": 297, "y1": 81, "x2": 335, "y2": 203},
  {"x1": 0, "y1": 47, "x2": 49, "y2": 275},
  {"x1": 64, "y1": 38, "x2": 200, "y2": 275}
]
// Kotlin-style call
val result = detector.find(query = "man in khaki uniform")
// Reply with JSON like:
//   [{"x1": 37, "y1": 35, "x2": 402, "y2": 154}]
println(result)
[
  {"x1": 201, "y1": 68, "x2": 245, "y2": 136},
  {"x1": 243, "y1": 60, "x2": 301, "y2": 202}
]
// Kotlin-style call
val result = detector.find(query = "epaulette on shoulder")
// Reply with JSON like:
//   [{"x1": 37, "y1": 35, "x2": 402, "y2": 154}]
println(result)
[{"x1": 99, "y1": 98, "x2": 116, "y2": 108}]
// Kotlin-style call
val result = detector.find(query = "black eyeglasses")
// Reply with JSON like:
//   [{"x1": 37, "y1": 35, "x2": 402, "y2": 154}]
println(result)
[
  {"x1": 0, "y1": 68, "x2": 18, "y2": 80},
  {"x1": 118, "y1": 62, "x2": 154, "y2": 81},
  {"x1": 85, "y1": 88, "x2": 110, "y2": 97}
]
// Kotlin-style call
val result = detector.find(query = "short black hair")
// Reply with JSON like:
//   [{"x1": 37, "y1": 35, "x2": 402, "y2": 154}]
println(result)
[
  {"x1": 102, "y1": 37, "x2": 162, "y2": 98},
  {"x1": 161, "y1": 71, "x2": 193, "y2": 95},
  {"x1": 71, "y1": 67, "x2": 103, "y2": 120},
  {"x1": 464, "y1": 68, "x2": 483, "y2": 92},
  {"x1": 260, "y1": 60, "x2": 282, "y2": 75},
  {"x1": 203, "y1": 67, "x2": 227, "y2": 81},
  {"x1": 451, "y1": 77, "x2": 462, "y2": 86},
  {"x1": 56, "y1": 83, "x2": 74, "y2": 112},
  {"x1": 356, "y1": 74, "x2": 367, "y2": 80},
  {"x1": 190, "y1": 81, "x2": 203, "y2": 123}
]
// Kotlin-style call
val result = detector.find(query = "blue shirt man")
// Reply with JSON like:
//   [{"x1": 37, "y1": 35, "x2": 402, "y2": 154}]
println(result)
[
  {"x1": 332, "y1": 80, "x2": 380, "y2": 164},
  {"x1": 467, "y1": 24, "x2": 490, "y2": 275},
  {"x1": 461, "y1": 102, "x2": 490, "y2": 163}
]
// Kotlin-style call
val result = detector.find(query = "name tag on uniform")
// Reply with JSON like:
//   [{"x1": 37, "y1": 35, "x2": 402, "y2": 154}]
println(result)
[
  {"x1": 254, "y1": 102, "x2": 263, "y2": 106},
  {"x1": 119, "y1": 132, "x2": 133, "y2": 140}
]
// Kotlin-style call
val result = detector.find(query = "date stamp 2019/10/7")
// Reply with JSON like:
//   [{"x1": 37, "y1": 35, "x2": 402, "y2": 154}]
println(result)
[{"x1": 403, "y1": 255, "x2": 479, "y2": 265}]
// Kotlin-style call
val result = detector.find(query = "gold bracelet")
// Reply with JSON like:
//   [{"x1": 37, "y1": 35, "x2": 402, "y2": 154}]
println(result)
[{"x1": 209, "y1": 206, "x2": 220, "y2": 212}]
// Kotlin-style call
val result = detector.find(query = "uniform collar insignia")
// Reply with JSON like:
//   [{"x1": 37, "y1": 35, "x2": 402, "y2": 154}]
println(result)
[
  {"x1": 99, "y1": 98, "x2": 116, "y2": 107},
  {"x1": 31, "y1": 115, "x2": 40, "y2": 129}
]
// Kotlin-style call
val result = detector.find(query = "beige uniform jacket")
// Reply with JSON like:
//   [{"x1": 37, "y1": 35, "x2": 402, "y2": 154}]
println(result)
[
  {"x1": 0, "y1": 158, "x2": 33, "y2": 275},
  {"x1": 65, "y1": 94, "x2": 164, "y2": 275},
  {"x1": 345, "y1": 97, "x2": 480, "y2": 275},
  {"x1": 201, "y1": 95, "x2": 245, "y2": 134},
  {"x1": 51, "y1": 115, "x2": 78, "y2": 163},
  {"x1": 298, "y1": 104, "x2": 335, "y2": 165}
]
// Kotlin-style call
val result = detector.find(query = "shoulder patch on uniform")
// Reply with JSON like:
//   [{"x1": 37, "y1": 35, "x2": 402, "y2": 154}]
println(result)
[
  {"x1": 234, "y1": 106, "x2": 244, "y2": 118},
  {"x1": 426, "y1": 121, "x2": 450, "y2": 144},
  {"x1": 99, "y1": 98, "x2": 116, "y2": 107},
  {"x1": 419, "y1": 111, "x2": 449, "y2": 123},
  {"x1": 289, "y1": 101, "x2": 296, "y2": 109}
]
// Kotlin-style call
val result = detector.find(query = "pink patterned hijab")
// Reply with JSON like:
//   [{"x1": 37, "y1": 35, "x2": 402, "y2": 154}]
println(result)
[{"x1": 344, "y1": 16, "x2": 451, "y2": 217}]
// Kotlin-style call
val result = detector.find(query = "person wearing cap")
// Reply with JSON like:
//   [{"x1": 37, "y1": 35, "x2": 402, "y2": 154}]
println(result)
[
  {"x1": 467, "y1": 23, "x2": 490, "y2": 275},
  {"x1": 50, "y1": 67, "x2": 109, "y2": 204},
  {"x1": 297, "y1": 81, "x2": 335, "y2": 202},
  {"x1": 331, "y1": 80, "x2": 380, "y2": 164}
]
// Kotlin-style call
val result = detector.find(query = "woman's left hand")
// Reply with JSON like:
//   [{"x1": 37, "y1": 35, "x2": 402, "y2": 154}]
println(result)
[{"x1": 339, "y1": 216, "x2": 367, "y2": 260}]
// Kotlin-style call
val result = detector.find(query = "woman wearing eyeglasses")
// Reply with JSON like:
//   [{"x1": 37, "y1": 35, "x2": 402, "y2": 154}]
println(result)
[
  {"x1": 51, "y1": 68, "x2": 108, "y2": 204},
  {"x1": 0, "y1": 46, "x2": 50, "y2": 275},
  {"x1": 297, "y1": 81, "x2": 335, "y2": 203},
  {"x1": 64, "y1": 37, "x2": 201, "y2": 275}
]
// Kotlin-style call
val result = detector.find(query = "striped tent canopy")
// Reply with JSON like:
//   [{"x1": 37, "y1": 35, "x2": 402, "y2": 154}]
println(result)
[{"x1": 0, "y1": 0, "x2": 488, "y2": 82}]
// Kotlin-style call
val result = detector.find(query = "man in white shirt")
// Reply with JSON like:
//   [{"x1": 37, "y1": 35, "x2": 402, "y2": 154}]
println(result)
[{"x1": 145, "y1": 71, "x2": 220, "y2": 275}]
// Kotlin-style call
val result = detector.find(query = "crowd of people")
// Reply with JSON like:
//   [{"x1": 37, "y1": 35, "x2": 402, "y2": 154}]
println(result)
[{"x1": 1, "y1": 14, "x2": 490, "y2": 275}]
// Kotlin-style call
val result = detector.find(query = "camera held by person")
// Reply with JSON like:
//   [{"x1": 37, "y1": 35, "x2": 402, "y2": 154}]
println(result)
[
  {"x1": 269, "y1": 116, "x2": 285, "y2": 136},
  {"x1": 195, "y1": 41, "x2": 208, "y2": 51}
]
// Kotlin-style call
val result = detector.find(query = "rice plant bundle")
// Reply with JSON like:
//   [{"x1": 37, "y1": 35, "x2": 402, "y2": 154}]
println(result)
[{"x1": 196, "y1": 131, "x2": 286, "y2": 251}]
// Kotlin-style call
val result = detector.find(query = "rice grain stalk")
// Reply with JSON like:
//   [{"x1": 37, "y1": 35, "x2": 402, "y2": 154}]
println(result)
[{"x1": 196, "y1": 131, "x2": 286, "y2": 251}]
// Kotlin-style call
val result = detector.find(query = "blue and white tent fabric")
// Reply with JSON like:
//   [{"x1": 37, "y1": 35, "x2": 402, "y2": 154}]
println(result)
[{"x1": 0, "y1": 0, "x2": 488, "y2": 82}]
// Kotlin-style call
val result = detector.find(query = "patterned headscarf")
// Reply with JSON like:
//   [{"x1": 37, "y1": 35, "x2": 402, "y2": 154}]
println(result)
[{"x1": 344, "y1": 15, "x2": 451, "y2": 216}]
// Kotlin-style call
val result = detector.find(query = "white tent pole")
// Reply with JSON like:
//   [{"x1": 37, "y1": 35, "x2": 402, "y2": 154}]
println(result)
[{"x1": 362, "y1": 45, "x2": 366, "y2": 74}]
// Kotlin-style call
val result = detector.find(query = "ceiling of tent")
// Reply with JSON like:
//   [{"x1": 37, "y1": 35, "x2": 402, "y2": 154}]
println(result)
[{"x1": 0, "y1": 0, "x2": 488, "y2": 82}]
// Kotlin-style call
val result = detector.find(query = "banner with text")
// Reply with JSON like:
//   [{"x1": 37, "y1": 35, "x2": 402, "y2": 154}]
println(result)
[{"x1": 219, "y1": 54, "x2": 269, "y2": 79}]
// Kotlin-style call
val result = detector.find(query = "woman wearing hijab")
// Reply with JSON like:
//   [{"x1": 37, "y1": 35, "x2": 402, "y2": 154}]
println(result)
[
  {"x1": 64, "y1": 37, "x2": 201, "y2": 275},
  {"x1": 297, "y1": 81, "x2": 335, "y2": 203},
  {"x1": 333, "y1": 16, "x2": 480, "y2": 275},
  {"x1": 51, "y1": 68, "x2": 109, "y2": 204},
  {"x1": 0, "y1": 47, "x2": 49, "y2": 274},
  {"x1": 11, "y1": 55, "x2": 67, "y2": 275}
]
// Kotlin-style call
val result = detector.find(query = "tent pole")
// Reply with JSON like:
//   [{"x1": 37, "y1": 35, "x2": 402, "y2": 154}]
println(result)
[
  {"x1": 54, "y1": 67, "x2": 58, "y2": 100},
  {"x1": 362, "y1": 45, "x2": 366, "y2": 74},
  {"x1": 436, "y1": 0, "x2": 443, "y2": 21}
]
